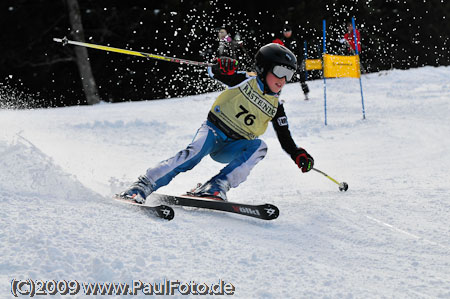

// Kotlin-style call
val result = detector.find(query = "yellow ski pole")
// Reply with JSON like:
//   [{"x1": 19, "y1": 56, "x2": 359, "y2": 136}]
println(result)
[
  {"x1": 53, "y1": 36, "x2": 214, "y2": 67},
  {"x1": 312, "y1": 168, "x2": 348, "y2": 191}
]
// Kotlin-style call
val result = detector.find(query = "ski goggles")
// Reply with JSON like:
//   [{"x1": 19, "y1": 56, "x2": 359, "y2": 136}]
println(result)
[{"x1": 272, "y1": 65, "x2": 296, "y2": 82}]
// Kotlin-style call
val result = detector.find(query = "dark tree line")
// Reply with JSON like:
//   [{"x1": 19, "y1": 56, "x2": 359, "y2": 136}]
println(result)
[{"x1": 1, "y1": 0, "x2": 449, "y2": 108}]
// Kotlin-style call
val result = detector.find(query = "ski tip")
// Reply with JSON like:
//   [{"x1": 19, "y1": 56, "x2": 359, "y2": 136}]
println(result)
[
  {"x1": 158, "y1": 205, "x2": 175, "y2": 221},
  {"x1": 263, "y1": 204, "x2": 279, "y2": 220}
]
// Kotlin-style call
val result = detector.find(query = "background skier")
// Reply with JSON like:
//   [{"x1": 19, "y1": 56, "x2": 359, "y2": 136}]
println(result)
[
  {"x1": 339, "y1": 21, "x2": 362, "y2": 55},
  {"x1": 272, "y1": 24, "x2": 310, "y2": 101},
  {"x1": 217, "y1": 27, "x2": 248, "y2": 62}
]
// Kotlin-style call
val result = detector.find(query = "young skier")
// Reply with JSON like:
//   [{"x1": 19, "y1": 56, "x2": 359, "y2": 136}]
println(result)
[{"x1": 120, "y1": 43, "x2": 314, "y2": 203}]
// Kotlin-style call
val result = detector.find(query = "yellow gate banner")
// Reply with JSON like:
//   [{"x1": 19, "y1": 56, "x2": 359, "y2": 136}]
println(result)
[
  {"x1": 305, "y1": 59, "x2": 322, "y2": 70},
  {"x1": 323, "y1": 54, "x2": 360, "y2": 78}
]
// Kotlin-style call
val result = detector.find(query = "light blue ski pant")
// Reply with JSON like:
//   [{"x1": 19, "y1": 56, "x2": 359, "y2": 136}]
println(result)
[{"x1": 145, "y1": 120, "x2": 267, "y2": 190}]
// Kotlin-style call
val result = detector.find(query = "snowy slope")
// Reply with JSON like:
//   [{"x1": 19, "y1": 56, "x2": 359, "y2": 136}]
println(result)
[{"x1": 1, "y1": 66, "x2": 450, "y2": 298}]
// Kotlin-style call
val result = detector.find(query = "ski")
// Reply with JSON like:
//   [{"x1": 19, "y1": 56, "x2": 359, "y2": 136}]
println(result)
[
  {"x1": 151, "y1": 193, "x2": 279, "y2": 220},
  {"x1": 113, "y1": 195, "x2": 175, "y2": 221}
]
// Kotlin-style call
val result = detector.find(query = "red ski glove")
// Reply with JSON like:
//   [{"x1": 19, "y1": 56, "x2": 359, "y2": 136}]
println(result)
[
  {"x1": 292, "y1": 148, "x2": 314, "y2": 173},
  {"x1": 213, "y1": 57, "x2": 238, "y2": 75}
]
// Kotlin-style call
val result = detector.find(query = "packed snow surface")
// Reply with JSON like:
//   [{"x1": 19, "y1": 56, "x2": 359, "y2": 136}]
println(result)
[{"x1": 1, "y1": 66, "x2": 450, "y2": 298}]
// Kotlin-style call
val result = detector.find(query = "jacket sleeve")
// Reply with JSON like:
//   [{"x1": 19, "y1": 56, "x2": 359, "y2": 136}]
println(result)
[
  {"x1": 271, "y1": 103, "x2": 298, "y2": 159},
  {"x1": 207, "y1": 66, "x2": 250, "y2": 87}
]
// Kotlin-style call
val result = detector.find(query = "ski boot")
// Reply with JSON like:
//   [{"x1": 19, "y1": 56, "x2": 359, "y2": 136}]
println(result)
[
  {"x1": 120, "y1": 175, "x2": 154, "y2": 204},
  {"x1": 188, "y1": 177, "x2": 230, "y2": 201}
]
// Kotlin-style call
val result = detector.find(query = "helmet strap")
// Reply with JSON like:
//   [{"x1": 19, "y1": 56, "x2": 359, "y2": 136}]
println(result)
[
  {"x1": 258, "y1": 70, "x2": 279, "y2": 95},
  {"x1": 258, "y1": 72, "x2": 269, "y2": 95}
]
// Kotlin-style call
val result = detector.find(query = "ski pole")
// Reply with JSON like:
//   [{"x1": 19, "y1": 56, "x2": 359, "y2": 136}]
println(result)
[
  {"x1": 53, "y1": 36, "x2": 214, "y2": 67},
  {"x1": 312, "y1": 168, "x2": 348, "y2": 191}
]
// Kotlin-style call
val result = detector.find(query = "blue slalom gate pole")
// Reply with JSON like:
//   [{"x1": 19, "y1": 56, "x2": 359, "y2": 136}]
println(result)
[
  {"x1": 323, "y1": 19, "x2": 327, "y2": 126},
  {"x1": 352, "y1": 17, "x2": 366, "y2": 120}
]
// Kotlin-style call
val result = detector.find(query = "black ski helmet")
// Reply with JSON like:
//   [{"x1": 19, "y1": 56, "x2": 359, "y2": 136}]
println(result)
[{"x1": 255, "y1": 43, "x2": 297, "y2": 82}]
